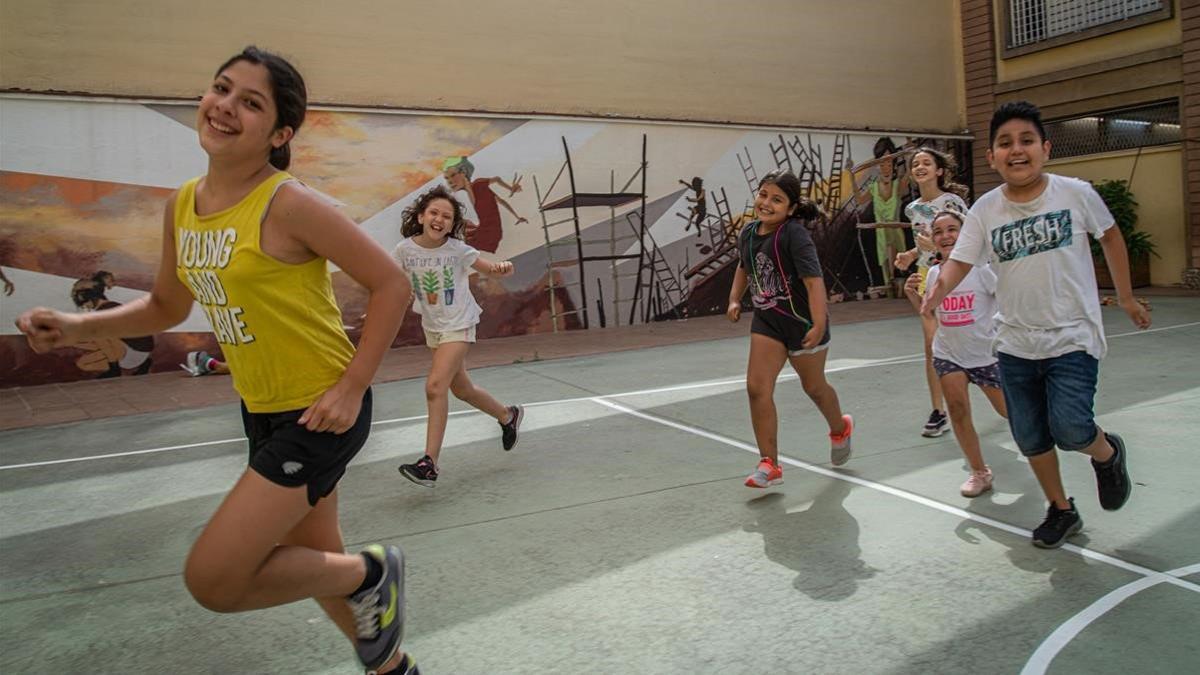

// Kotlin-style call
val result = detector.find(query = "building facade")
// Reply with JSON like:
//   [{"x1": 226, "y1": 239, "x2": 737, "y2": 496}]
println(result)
[{"x1": 960, "y1": 0, "x2": 1198, "y2": 287}]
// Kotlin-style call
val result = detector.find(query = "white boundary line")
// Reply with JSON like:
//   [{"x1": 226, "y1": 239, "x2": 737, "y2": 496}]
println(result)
[
  {"x1": 588, "y1": 397, "x2": 1200, "y2": 594},
  {"x1": 1020, "y1": 563, "x2": 1200, "y2": 675},
  {"x1": 0, "y1": 354, "x2": 924, "y2": 471},
  {"x1": 1, "y1": 320, "x2": 1195, "y2": 472}
]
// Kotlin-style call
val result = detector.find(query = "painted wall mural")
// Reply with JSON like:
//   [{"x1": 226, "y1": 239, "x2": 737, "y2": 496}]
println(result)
[{"x1": 0, "y1": 96, "x2": 970, "y2": 387}]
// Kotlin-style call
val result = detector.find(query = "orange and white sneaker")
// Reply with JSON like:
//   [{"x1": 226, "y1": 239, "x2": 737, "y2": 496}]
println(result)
[
  {"x1": 829, "y1": 414, "x2": 853, "y2": 467},
  {"x1": 745, "y1": 457, "x2": 783, "y2": 488}
]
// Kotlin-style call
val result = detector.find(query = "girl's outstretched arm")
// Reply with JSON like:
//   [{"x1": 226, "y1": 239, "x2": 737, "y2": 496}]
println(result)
[
  {"x1": 16, "y1": 194, "x2": 195, "y2": 352},
  {"x1": 472, "y1": 257, "x2": 514, "y2": 277}
]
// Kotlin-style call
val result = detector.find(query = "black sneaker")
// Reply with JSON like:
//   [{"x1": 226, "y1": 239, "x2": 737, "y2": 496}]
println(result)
[
  {"x1": 398, "y1": 455, "x2": 438, "y2": 487},
  {"x1": 500, "y1": 405, "x2": 524, "y2": 451},
  {"x1": 922, "y1": 409, "x2": 948, "y2": 437},
  {"x1": 1092, "y1": 432, "x2": 1131, "y2": 511},
  {"x1": 348, "y1": 545, "x2": 405, "y2": 672},
  {"x1": 1031, "y1": 498, "x2": 1083, "y2": 549}
]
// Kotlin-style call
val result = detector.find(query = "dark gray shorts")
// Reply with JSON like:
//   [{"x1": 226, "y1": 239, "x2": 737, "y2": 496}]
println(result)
[{"x1": 933, "y1": 357, "x2": 1002, "y2": 390}]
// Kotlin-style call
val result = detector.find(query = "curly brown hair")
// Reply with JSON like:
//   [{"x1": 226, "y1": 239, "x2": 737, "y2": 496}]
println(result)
[
  {"x1": 400, "y1": 185, "x2": 467, "y2": 239},
  {"x1": 912, "y1": 147, "x2": 970, "y2": 201}
]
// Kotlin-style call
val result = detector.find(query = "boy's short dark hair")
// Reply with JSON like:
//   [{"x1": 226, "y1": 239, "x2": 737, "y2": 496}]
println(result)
[{"x1": 989, "y1": 100, "x2": 1046, "y2": 146}]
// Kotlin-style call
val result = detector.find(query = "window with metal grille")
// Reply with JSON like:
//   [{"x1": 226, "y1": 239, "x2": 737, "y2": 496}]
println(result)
[
  {"x1": 1044, "y1": 101, "x2": 1181, "y2": 159},
  {"x1": 1008, "y1": 0, "x2": 1165, "y2": 49}
]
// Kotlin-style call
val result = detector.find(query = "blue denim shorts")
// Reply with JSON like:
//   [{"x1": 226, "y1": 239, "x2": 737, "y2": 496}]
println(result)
[{"x1": 998, "y1": 351, "x2": 1099, "y2": 457}]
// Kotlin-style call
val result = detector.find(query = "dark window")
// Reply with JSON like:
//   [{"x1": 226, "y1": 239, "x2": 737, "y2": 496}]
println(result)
[{"x1": 1044, "y1": 101, "x2": 1181, "y2": 159}]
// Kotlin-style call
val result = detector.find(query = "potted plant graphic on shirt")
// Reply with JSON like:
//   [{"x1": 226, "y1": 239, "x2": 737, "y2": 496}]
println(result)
[
  {"x1": 420, "y1": 269, "x2": 440, "y2": 305},
  {"x1": 442, "y1": 266, "x2": 455, "y2": 305}
]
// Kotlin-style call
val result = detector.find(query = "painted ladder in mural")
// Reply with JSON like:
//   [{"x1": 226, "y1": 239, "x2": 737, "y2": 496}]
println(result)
[{"x1": 535, "y1": 135, "x2": 682, "y2": 330}]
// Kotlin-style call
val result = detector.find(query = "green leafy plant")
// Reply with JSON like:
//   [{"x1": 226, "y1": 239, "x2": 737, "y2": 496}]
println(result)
[
  {"x1": 420, "y1": 269, "x2": 440, "y2": 293},
  {"x1": 1090, "y1": 179, "x2": 1158, "y2": 260}
]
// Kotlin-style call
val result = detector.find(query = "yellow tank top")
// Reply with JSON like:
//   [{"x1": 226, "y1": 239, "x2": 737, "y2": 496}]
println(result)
[{"x1": 174, "y1": 172, "x2": 355, "y2": 413}]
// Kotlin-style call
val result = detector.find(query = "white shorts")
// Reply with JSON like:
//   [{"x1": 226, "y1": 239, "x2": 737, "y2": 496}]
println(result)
[{"x1": 423, "y1": 326, "x2": 476, "y2": 349}]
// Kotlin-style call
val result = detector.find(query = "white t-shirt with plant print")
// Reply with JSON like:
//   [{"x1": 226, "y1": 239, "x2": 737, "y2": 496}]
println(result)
[
  {"x1": 393, "y1": 237, "x2": 482, "y2": 332},
  {"x1": 905, "y1": 192, "x2": 968, "y2": 268}
]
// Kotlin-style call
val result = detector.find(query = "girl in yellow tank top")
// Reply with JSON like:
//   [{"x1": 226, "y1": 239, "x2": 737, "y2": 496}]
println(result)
[{"x1": 16, "y1": 47, "x2": 418, "y2": 674}]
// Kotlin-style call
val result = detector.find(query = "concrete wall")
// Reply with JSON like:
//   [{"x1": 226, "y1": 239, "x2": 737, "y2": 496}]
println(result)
[
  {"x1": 1047, "y1": 146, "x2": 1187, "y2": 286},
  {"x1": 0, "y1": 0, "x2": 966, "y2": 132}
]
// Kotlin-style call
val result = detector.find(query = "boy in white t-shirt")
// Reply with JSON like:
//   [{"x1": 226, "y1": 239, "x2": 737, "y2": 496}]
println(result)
[
  {"x1": 917, "y1": 211, "x2": 1008, "y2": 498},
  {"x1": 923, "y1": 101, "x2": 1151, "y2": 549}
]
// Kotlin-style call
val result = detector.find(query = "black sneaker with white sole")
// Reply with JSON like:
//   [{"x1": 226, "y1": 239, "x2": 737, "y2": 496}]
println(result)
[
  {"x1": 922, "y1": 409, "x2": 948, "y2": 437},
  {"x1": 1032, "y1": 498, "x2": 1083, "y2": 549},
  {"x1": 398, "y1": 455, "x2": 438, "y2": 487},
  {"x1": 500, "y1": 405, "x2": 523, "y2": 451}
]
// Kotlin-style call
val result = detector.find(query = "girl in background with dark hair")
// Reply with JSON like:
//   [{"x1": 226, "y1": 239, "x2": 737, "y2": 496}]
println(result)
[
  {"x1": 727, "y1": 171, "x2": 853, "y2": 488},
  {"x1": 15, "y1": 47, "x2": 417, "y2": 675},
  {"x1": 894, "y1": 147, "x2": 970, "y2": 439},
  {"x1": 394, "y1": 185, "x2": 524, "y2": 489}
]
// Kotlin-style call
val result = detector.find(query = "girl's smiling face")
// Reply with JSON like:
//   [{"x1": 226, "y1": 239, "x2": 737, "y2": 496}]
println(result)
[
  {"x1": 418, "y1": 198, "x2": 457, "y2": 242},
  {"x1": 196, "y1": 59, "x2": 291, "y2": 164},
  {"x1": 930, "y1": 213, "x2": 962, "y2": 258},
  {"x1": 754, "y1": 182, "x2": 794, "y2": 228},
  {"x1": 909, "y1": 151, "x2": 943, "y2": 188}
]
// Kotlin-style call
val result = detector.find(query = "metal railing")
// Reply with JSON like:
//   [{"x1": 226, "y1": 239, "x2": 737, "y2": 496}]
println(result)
[{"x1": 1008, "y1": 0, "x2": 1164, "y2": 49}]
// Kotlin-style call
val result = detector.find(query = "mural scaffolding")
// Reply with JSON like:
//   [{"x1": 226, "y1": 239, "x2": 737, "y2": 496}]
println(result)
[{"x1": 535, "y1": 135, "x2": 681, "y2": 330}]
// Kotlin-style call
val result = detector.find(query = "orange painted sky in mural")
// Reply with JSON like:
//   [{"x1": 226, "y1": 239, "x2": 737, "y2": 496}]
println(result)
[
  {"x1": 265, "y1": 110, "x2": 522, "y2": 223},
  {"x1": 0, "y1": 172, "x2": 170, "y2": 279}
]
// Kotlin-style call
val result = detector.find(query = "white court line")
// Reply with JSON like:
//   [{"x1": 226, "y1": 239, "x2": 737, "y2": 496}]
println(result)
[
  {"x1": 589, "y1": 397, "x2": 1200, "y2": 594},
  {"x1": 1, "y1": 319, "x2": 1196, "y2": 472},
  {"x1": 0, "y1": 355, "x2": 923, "y2": 471},
  {"x1": 1020, "y1": 563, "x2": 1200, "y2": 675}
]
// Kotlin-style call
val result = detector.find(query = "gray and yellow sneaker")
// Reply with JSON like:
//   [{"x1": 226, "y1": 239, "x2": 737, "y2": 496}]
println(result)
[
  {"x1": 348, "y1": 545, "x2": 406, "y2": 672},
  {"x1": 366, "y1": 651, "x2": 420, "y2": 675}
]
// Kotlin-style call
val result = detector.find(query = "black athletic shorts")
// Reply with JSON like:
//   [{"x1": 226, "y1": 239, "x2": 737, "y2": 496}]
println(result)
[
  {"x1": 751, "y1": 309, "x2": 831, "y2": 355},
  {"x1": 241, "y1": 388, "x2": 372, "y2": 506}
]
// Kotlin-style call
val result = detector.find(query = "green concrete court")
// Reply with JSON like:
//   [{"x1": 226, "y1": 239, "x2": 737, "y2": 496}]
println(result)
[{"x1": 1, "y1": 299, "x2": 1198, "y2": 674}]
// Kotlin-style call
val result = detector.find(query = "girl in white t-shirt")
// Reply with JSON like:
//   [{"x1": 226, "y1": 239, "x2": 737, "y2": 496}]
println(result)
[
  {"x1": 894, "y1": 147, "x2": 970, "y2": 439},
  {"x1": 916, "y1": 211, "x2": 1007, "y2": 497},
  {"x1": 393, "y1": 186, "x2": 524, "y2": 488}
]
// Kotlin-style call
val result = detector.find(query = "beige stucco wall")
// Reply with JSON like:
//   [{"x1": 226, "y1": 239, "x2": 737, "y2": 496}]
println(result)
[
  {"x1": 0, "y1": 0, "x2": 965, "y2": 132},
  {"x1": 1047, "y1": 146, "x2": 1186, "y2": 286},
  {"x1": 995, "y1": 0, "x2": 1182, "y2": 82}
]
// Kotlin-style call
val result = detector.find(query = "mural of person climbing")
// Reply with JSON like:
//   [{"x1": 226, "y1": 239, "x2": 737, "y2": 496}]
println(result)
[
  {"x1": 677, "y1": 176, "x2": 707, "y2": 236},
  {"x1": 442, "y1": 156, "x2": 528, "y2": 254},
  {"x1": 69, "y1": 271, "x2": 155, "y2": 378}
]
